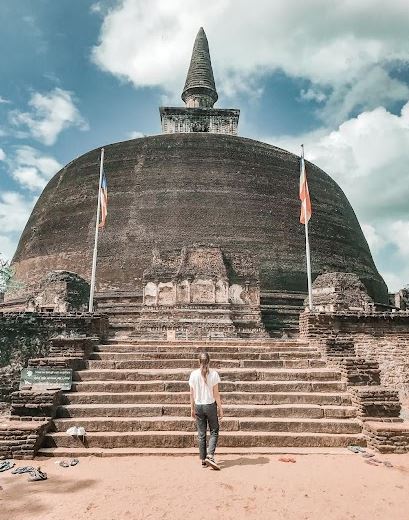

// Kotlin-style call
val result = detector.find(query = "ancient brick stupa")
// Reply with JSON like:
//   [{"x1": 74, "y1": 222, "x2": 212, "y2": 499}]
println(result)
[{"x1": 7, "y1": 28, "x2": 388, "y2": 336}]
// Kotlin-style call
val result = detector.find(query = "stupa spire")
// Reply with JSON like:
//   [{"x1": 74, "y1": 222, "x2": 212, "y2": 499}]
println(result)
[{"x1": 181, "y1": 27, "x2": 218, "y2": 108}]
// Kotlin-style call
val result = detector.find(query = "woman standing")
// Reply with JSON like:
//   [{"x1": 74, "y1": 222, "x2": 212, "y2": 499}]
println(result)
[{"x1": 189, "y1": 351, "x2": 223, "y2": 470}]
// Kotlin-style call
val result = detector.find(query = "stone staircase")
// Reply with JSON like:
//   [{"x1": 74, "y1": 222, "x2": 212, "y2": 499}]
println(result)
[{"x1": 38, "y1": 339, "x2": 365, "y2": 456}]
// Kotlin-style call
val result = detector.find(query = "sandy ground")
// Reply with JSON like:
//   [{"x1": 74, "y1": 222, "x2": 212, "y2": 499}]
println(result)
[{"x1": 1, "y1": 453, "x2": 409, "y2": 520}]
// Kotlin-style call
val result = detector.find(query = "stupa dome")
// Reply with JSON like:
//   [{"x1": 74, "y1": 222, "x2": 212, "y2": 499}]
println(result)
[{"x1": 11, "y1": 132, "x2": 387, "y2": 303}]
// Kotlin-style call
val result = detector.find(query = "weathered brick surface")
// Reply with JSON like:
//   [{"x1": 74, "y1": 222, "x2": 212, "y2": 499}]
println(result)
[
  {"x1": 350, "y1": 386, "x2": 401, "y2": 420},
  {"x1": 9, "y1": 133, "x2": 387, "y2": 304},
  {"x1": 363, "y1": 421, "x2": 409, "y2": 453},
  {"x1": 300, "y1": 312, "x2": 409, "y2": 398},
  {"x1": 0, "y1": 313, "x2": 108, "y2": 406},
  {"x1": 10, "y1": 389, "x2": 62, "y2": 418},
  {"x1": 0, "y1": 418, "x2": 50, "y2": 459}
]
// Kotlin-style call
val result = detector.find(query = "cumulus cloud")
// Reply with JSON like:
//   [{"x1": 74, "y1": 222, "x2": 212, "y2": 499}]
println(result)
[
  {"x1": 91, "y1": 0, "x2": 409, "y2": 121},
  {"x1": 0, "y1": 148, "x2": 5, "y2": 161},
  {"x1": 268, "y1": 101, "x2": 409, "y2": 291},
  {"x1": 127, "y1": 130, "x2": 145, "y2": 139},
  {"x1": 7, "y1": 146, "x2": 62, "y2": 192},
  {"x1": 0, "y1": 191, "x2": 38, "y2": 262},
  {"x1": 0, "y1": 96, "x2": 11, "y2": 104},
  {"x1": 0, "y1": 191, "x2": 36, "y2": 234},
  {"x1": 9, "y1": 88, "x2": 88, "y2": 145}
]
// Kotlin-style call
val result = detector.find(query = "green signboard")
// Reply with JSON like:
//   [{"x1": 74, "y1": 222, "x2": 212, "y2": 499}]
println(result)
[{"x1": 20, "y1": 368, "x2": 73, "y2": 391}]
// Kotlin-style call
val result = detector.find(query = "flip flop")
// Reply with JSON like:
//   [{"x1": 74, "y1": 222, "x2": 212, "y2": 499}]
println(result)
[
  {"x1": 28, "y1": 468, "x2": 47, "y2": 482},
  {"x1": 348, "y1": 445, "x2": 365, "y2": 454},
  {"x1": 365, "y1": 459, "x2": 381, "y2": 466},
  {"x1": 59, "y1": 460, "x2": 70, "y2": 468},
  {"x1": 11, "y1": 466, "x2": 35, "y2": 474},
  {"x1": 383, "y1": 461, "x2": 393, "y2": 468},
  {"x1": 0, "y1": 460, "x2": 15, "y2": 472},
  {"x1": 279, "y1": 457, "x2": 296, "y2": 463},
  {"x1": 361, "y1": 453, "x2": 375, "y2": 458},
  {"x1": 70, "y1": 459, "x2": 79, "y2": 466}
]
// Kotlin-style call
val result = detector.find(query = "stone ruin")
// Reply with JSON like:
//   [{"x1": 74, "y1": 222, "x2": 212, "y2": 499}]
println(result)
[
  {"x1": 390, "y1": 287, "x2": 409, "y2": 311},
  {"x1": 310, "y1": 272, "x2": 374, "y2": 312},
  {"x1": 137, "y1": 244, "x2": 267, "y2": 339},
  {"x1": 26, "y1": 270, "x2": 89, "y2": 313}
]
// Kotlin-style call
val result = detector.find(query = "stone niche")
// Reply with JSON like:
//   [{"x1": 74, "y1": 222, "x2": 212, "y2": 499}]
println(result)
[
  {"x1": 26, "y1": 271, "x2": 90, "y2": 313},
  {"x1": 142, "y1": 245, "x2": 259, "y2": 307},
  {"x1": 139, "y1": 244, "x2": 266, "y2": 339},
  {"x1": 310, "y1": 272, "x2": 373, "y2": 312}
]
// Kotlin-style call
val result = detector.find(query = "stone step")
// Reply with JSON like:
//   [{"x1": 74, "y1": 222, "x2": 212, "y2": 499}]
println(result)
[
  {"x1": 42, "y1": 430, "x2": 365, "y2": 449},
  {"x1": 63, "y1": 391, "x2": 352, "y2": 406},
  {"x1": 37, "y1": 446, "x2": 356, "y2": 457},
  {"x1": 96, "y1": 345, "x2": 315, "y2": 354},
  {"x1": 71, "y1": 380, "x2": 347, "y2": 393},
  {"x1": 100, "y1": 338, "x2": 306, "y2": 352},
  {"x1": 90, "y1": 351, "x2": 322, "y2": 361},
  {"x1": 52, "y1": 416, "x2": 362, "y2": 434},
  {"x1": 86, "y1": 359, "x2": 326, "y2": 370},
  {"x1": 74, "y1": 368, "x2": 342, "y2": 382},
  {"x1": 57, "y1": 403, "x2": 357, "y2": 419}
]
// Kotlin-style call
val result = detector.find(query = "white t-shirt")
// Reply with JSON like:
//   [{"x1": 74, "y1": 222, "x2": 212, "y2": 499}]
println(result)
[{"x1": 189, "y1": 369, "x2": 221, "y2": 405}]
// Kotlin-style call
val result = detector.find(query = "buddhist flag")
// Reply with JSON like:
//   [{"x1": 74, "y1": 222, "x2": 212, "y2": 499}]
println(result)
[
  {"x1": 299, "y1": 153, "x2": 312, "y2": 225},
  {"x1": 99, "y1": 170, "x2": 108, "y2": 228}
]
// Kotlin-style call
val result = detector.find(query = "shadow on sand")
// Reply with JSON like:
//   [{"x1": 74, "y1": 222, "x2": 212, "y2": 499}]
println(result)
[
  {"x1": 219, "y1": 456, "x2": 270, "y2": 469},
  {"x1": 1, "y1": 471, "x2": 98, "y2": 518}
]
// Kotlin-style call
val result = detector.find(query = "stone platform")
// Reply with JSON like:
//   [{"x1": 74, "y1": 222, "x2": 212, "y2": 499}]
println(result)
[{"x1": 38, "y1": 338, "x2": 365, "y2": 456}]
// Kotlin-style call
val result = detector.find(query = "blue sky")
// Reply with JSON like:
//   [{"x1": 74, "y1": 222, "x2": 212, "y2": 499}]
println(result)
[{"x1": 1, "y1": 0, "x2": 409, "y2": 291}]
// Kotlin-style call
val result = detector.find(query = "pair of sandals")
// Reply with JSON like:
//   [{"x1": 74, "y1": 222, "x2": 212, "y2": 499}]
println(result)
[
  {"x1": 9, "y1": 465, "x2": 47, "y2": 481},
  {"x1": 0, "y1": 460, "x2": 15, "y2": 472},
  {"x1": 347, "y1": 445, "x2": 393, "y2": 467},
  {"x1": 59, "y1": 458, "x2": 79, "y2": 468}
]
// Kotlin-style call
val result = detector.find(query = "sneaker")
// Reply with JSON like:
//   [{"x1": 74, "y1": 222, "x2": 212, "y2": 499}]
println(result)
[{"x1": 205, "y1": 456, "x2": 220, "y2": 470}]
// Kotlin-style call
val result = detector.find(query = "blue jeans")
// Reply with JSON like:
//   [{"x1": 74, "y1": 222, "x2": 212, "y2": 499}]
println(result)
[{"x1": 195, "y1": 401, "x2": 219, "y2": 460}]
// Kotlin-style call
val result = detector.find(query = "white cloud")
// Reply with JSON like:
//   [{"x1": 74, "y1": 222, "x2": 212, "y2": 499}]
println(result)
[
  {"x1": 0, "y1": 96, "x2": 11, "y2": 104},
  {"x1": 0, "y1": 234, "x2": 18, "y2": 260},
  {"x1": 127, "y1": 130, "x2": 145, "y2": 139},
  {"x1": 0, "y1": 191, "x2": 37, "y2": 234},
  {"x1": 299, "y1": 88, "x2": 327, "y2": 104},
  {"x1": 0, "y1": 191, "x2": 38, "y2": 262},
  {"x1": 0, "y1": 148, "x2": 5, "y2": 161},
  {"x1": 268, "y1": 101, "x2": 409, "y2": 292},
  {"x1": 9, "y1": 88, "x2": 88, "y2": 145},
  {"x1": 361, "y1": 224, "x2": 385, "y2": 254},
  {"x1": 7, "y1": 146, "x2": 62, "y2": 192},
  {"x1": 92, "y1": 0, "x2": 409, "y2": 120}
]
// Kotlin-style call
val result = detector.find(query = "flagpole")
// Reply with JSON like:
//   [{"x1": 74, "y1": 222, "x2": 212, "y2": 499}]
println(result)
[
  {"x1": 88, "y1": 147, "x2": 104, "y2": 313},
  {"x1": 301, "y1": 144, "x2": 313, "y2": 311}
]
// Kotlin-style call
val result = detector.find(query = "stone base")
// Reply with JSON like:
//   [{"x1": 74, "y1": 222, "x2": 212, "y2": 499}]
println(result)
[
  {"x1": 350, "y1": 386, "x2": 401, "y2": 419},
  {"x1": 363, "y1": 421, "x2": 409, "y2": 453},
  {"x1": 0, "y1": 418, "x2": 50, "y2": 459},
  {"x1": 134, "y1": 303, "x2": 267, "y2": 340}
]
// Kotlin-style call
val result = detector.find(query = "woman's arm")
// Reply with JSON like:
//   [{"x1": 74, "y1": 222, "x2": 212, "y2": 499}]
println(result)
[
  {"x1": 213, "y1": 384, "x2": 223, "y2": 419},
  {"x1": 190, "y1": 387, "x2": 196, "y2": 419}
]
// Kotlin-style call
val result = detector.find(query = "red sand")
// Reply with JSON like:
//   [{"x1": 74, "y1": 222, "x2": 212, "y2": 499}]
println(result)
[{"x1": 1, "y1": 453, "x2": 409, "y2": 520}]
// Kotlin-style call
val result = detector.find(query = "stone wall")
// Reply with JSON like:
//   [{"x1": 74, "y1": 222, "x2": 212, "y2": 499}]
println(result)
[
  {"x1": 300, "y1": 311, "x2": 409, "y2": 399},
  {"x1": 0, "y1": 312, "x2": 108, "y2": 407},
  {"x1": 0, "y1": 418, "x2": 50, "y2": 460}
]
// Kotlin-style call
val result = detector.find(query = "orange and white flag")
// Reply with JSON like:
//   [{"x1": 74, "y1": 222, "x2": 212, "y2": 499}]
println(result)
[{"x1": 299, "y1": 153, "x2": 312, "y2": 225}]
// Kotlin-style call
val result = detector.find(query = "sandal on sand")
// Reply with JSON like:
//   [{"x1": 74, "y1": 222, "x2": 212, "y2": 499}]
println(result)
[
  {"x1": 11, "y1": 466, "x2": 35, "y2": 475},
  {"x1": 383, "y1": 461, "x2": 393, "y2": 468},
  {"x1": 0, "y1": 460, "x2": 15, "y2": 472},
  {"x1": 348, "y1": 445, "x2": 365, "y2": 454},
  {"x1": 59, "y1": 460, "x2": 70, "y2": 468},
  {"x1": 361, "y1": 453, "x2": 375, "y2": 458},
  {"x1": 70, "y1": 459, "x2": 79, "y2": 466},
  {"x1": 28, "y1": 468, "x2": 47, "y2": 482},
  {"x1": 365, "y1": 459, "x2": 381, "y2": 466},
  {"x1": 279, "y1": 457, "x2": 296, "y2": 463}
]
